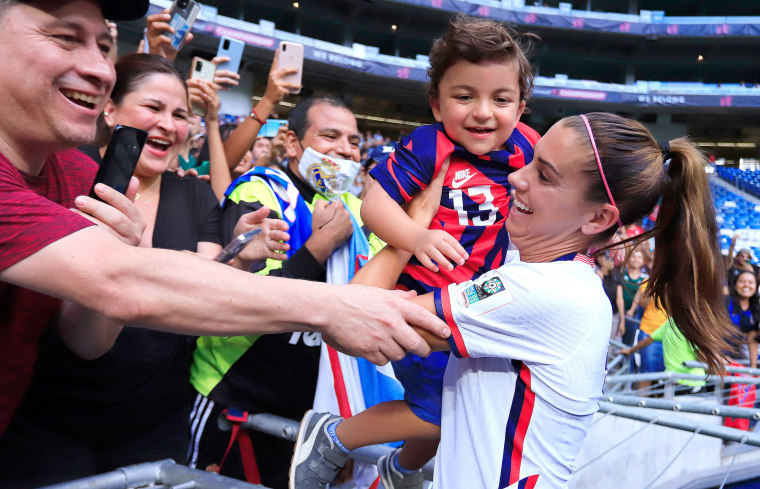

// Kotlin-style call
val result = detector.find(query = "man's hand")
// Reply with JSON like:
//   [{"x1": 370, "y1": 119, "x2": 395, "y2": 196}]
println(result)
[
  {"x1": 412, "y1": 228, "x2": 468, "y2": 273},
  {"x1": 321, "y1": 286, "x2": 450, "y2": 365},
  {"x1": 210, "y1": 56, "x2": 241, "y2": 91},
  {"x1": 231, "y1": 207, "x2": 291, "y2": 265},
  {"x1": 620, "y1": 347, "x2": 632, "y2": 356},
  {"x1": 305, "y1": 200, "x2": 353, "y2": 263},
  {"x1": 72, "y1": 177, "x2": 145, "y2": 246}
]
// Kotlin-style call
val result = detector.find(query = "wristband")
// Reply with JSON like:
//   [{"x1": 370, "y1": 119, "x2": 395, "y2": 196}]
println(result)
[{"x1": 249, "y1": 107, "x2": 264, "y2": 124}]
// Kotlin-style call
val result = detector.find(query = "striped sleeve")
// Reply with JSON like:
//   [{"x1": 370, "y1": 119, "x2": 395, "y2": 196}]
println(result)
[
  {"x1": 434, "y1": 287, "x2": 469, "y2": 358},
  {"x1": 440, "y1": 263, "x2": 604, "y2": 364},
  {"x1": 369, "y1": 124, "x2": 454, "y2": 204}
]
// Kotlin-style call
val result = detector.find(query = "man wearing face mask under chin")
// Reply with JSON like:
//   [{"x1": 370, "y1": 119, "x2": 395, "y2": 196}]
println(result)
[{"x1": 188, "y1": 96, "x2": 384, "y2": 488}]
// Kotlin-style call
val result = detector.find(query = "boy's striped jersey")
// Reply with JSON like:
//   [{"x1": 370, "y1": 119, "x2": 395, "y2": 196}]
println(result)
[{"x1": 370, "y1": 122, "x2": 540, "y2": 292}]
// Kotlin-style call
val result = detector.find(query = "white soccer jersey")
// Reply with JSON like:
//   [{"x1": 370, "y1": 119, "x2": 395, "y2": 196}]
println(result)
[{"x1": 432, "y1": 251, "x2": 611, "y2": 489}]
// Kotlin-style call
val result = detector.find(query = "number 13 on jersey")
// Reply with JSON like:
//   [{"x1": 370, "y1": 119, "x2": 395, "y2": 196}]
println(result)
[{"x1": 449, "y1": 185, "x2": 497, "y2": 226}]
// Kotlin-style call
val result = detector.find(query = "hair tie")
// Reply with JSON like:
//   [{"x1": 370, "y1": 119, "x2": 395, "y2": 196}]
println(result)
[
  {"x1": 579, "y1": 114, "x2": 623, "y2": 228},
  {"x1": 658, "y1": 140, "x2": 672, "y2": 162}
]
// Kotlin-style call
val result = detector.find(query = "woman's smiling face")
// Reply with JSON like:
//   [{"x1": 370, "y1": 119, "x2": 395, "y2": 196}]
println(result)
[
  {"x1": 506, "y1": 121, "x2": 616, "y2": 259},
  {"x1": 735, "y1": 271, "x2": 758, "y2": 300},
  {"x1": 105, "y1": 73, "x2": 189, "y2": 178}
]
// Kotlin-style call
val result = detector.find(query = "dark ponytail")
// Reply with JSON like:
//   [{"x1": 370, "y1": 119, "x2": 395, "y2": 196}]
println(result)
[
  {"x1": 565, "y1": 113, "x2": 732, "y2": 375},
  {"x1": 646, "y1": 139, "x2": 731, "y2": 375}
]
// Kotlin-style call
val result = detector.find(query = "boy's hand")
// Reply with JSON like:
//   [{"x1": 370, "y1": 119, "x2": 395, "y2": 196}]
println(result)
[{"x1": 413, "y1": 229, "x2": 468, "y2": 273}]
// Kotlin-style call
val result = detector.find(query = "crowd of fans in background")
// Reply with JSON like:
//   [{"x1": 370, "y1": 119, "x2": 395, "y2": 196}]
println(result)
[
  {"x1": 599, "y1": 219, "x2": 760, "y2": 396},
  {"x1": 0, "y1": 1, "x2": 757, "y2": 488}
]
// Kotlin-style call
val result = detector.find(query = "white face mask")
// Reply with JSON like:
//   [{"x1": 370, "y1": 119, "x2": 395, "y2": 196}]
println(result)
[{"x1": 297, "y1": 146, "x2": 361, "y2": 200}]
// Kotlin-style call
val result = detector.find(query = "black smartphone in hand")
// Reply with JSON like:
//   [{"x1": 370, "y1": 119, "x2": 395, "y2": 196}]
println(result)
[
  {"x1": 215, "y1": 228, "x2": 262, "y2": 263},
  {"x1": 89, "y1": 125, "x2": 148, "y2": 202}
]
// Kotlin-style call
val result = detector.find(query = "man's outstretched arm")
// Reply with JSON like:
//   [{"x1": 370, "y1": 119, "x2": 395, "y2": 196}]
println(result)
[{"x1": 1, "y1": 225, "x2": 448, "y2": 365}]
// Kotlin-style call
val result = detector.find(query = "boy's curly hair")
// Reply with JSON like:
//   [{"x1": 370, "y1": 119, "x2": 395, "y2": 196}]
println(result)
[{"x1": 427, "y1": 14, "x2": 539, "y2": 110}]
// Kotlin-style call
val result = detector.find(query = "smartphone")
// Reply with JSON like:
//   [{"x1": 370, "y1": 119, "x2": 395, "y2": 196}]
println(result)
[
  {"x1": 168, "y1": 0, "x2": 201, "y2": 51},
  {"x1": 190, "y1": 57, "x2": 217, "y2": 116},
  {"x1": 89, "y1": 125, "x2": 148, "y2": 201},
  {"x1": 191, "y1": 56, "x2": 216, "y2": 83},
  {"x1": 278, "y1": 41, "x2": 304, "y2": 94},
  {"x1": 258, "y1": 119, "x2": 289, "y2": 138},
  {"x1": 215, "y1": 228, "x2": 262, "y2": 263},
  {"x1": 215, "y1": 36, "x2": 245, "y2": 74}
]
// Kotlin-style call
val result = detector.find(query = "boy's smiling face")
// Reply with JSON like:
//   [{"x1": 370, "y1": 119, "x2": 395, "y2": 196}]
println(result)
[{"x1": 430, "y1": 59, "x2": 526, "y2": 156}]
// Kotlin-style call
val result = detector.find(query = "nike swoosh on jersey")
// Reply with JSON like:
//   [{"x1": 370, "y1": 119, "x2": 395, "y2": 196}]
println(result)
[{"x1": 451, "y1": 172, "x2": 477, "y2": 189}]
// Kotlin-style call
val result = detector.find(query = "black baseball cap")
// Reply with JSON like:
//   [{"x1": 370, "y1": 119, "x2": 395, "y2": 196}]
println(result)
[
  {"x1": 20, "y1": 0, "x2": 149, "y2": 21},
  {"x1": 98, "y1": 0, "x2": 150, "y2": 20}
]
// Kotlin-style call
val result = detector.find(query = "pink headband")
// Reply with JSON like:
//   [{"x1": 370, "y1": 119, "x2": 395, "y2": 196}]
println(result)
[{"x1": 579, "y1": 114, "x2": 623, "y2": 228}]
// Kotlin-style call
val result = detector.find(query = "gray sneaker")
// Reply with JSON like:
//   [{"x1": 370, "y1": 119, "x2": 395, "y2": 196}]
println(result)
[
  {"x1": 377, "y1": 448, "x2": 424, "y2": 489},
  {"x1": 289, "y1": 410, "x2": 348, "y2": 489}
]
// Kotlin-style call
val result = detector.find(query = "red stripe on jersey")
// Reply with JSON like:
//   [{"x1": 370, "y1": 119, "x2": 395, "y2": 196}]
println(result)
[
  {"x1": 435, "y1": 131, "x2": 455, "y2": 175},
  {"x1": 369, "y1": 477, "x2": 381, "y2": 489},
  {"x1": 510, "y1": 364, "x2": 536, "y2": 485},
  {"x1": 440, "y1": 288, "x2": 469, "y2": 358},
  {"x1": 521, "y1": 474, "x2": 540, "y2": 489},
  {"x1": 573, "y1": 254, "x2": 595, "y2": 270},
  {"x1": 386, "y1": 153, "x2": 412, "y2": 202},
  {"x1": 518, "y1": 122, "x2": 542, "y2": 146},
  {"x1": 490, "y1": 247, "x2": 504, "y2": 272},
  {"x1": 407, "y1": 171, "x2": 425, "y2": 191}
]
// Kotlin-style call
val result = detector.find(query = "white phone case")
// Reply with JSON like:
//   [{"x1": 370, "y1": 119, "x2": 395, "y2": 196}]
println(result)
[
  {"x1": 278, "y1": 41, "x2": 304, "y2": 94},
  {"x1": 190, "y1": 57, "x2": 216, "y2": 83}
]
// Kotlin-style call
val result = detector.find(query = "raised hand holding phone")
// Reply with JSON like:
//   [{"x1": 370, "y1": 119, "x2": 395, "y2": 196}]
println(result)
[
  {"x1": 215, "y1": 36, "x2": 244, "y2": 74},
  {"x1": 75, "y1": 125, "x2": 148, "y2": 245},
  {"x1": 210, "y1": 56, "x2": 241, "y2": 91},
  {"x1": 277, "y1": 41, "x2": 303, "y2": 94},
  {"x1": 168, "y1": 0, "x2": 200, "y2": 51},
  {"x1": 189, "y1": 59, "x2": 217, "y2": 116},
  {"x1": 144, "y1": 9, "x2": 191, "y2": 61},
  {"x1": 89, "y1": 125, "x2": 147, "y2": 200}
]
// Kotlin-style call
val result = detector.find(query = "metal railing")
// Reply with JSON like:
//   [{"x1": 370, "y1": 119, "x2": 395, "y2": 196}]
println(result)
[
  {"x1": 42, "y1": 459, "x2": 263, "y2": 489},
  {"x1": 603, "y1": 394, "x2": 760, "y2": 420}
]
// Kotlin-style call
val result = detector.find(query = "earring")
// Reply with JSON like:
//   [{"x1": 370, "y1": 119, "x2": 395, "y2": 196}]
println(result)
[{"x1": 104, "y1": 111, "x2": 110, "y2": 116}]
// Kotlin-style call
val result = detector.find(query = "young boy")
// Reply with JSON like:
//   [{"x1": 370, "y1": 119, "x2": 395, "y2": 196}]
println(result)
[{"x1": 291, "y1": 15, "x2": 540, "y2": 489}]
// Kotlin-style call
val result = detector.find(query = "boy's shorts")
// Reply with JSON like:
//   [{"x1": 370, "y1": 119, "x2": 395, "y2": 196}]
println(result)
[{"x1": 392, "y1": 351, "x2": 449, "y2": 426}]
